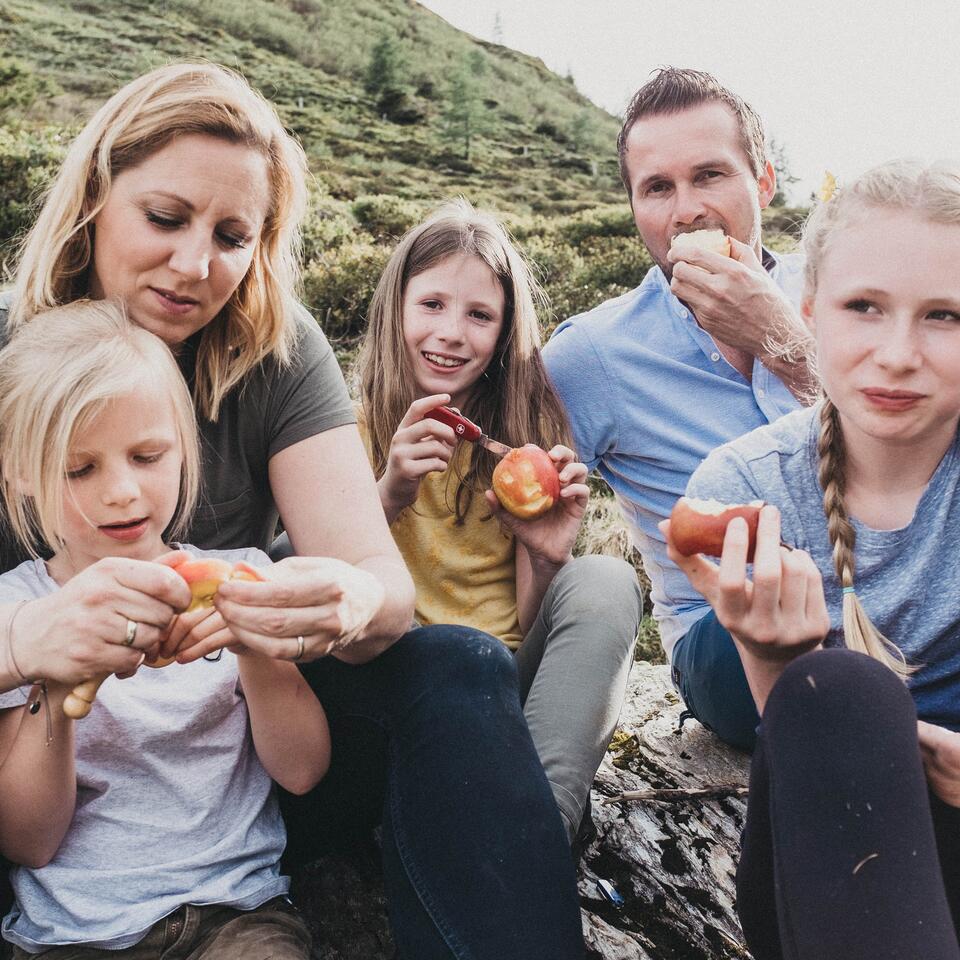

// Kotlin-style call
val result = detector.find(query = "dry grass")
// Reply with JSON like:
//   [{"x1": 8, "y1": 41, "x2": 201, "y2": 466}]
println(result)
[{"x1": 573, "y1": 482, "x2": 665, "y2": 665}]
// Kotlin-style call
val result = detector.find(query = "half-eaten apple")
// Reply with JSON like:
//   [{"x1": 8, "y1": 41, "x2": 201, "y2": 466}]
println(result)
[
  {"x1": 669, "y1": 497, "x2": 764, "y2": 561},
  {"x1": 491, "y1": 445, "x2": 561, "y2": 520}
]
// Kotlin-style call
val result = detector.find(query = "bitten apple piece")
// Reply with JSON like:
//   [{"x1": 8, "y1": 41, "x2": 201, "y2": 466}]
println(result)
[
  {"x1": 669, "y1": 497, "x2": 764, "y2": 561},
  {"x1": 492, "y1": 444, "x2": 561, "y2": 520},
  {"x1": 670, "y1": 229, "x2": 731, "y2": 258}
]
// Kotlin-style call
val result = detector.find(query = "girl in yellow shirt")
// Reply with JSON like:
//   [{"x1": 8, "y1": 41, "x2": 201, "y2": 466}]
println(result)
[{"x1": 357, "y1": 199, "x2": 643, "y2": 847}]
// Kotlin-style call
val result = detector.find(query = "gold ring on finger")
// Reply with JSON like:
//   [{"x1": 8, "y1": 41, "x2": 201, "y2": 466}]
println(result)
[
  {"x1": 291, "y1": 635, "x2": 305, "y2": 662},
  {"x1": 123, "y1": 619, "x2": 139, "y2": 647}
]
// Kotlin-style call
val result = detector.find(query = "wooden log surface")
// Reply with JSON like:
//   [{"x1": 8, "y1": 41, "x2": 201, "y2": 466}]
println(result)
[{"x1": 293, "y1": 663, "x2": 752, "y2": 959}]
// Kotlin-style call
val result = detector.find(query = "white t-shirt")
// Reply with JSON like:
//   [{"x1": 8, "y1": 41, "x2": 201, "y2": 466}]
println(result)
[{"x1": 0, "y1": 546, "x2": 289, "y2": 952}]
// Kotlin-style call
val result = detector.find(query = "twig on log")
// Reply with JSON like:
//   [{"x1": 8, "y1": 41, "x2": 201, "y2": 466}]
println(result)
[{"x1": 603, "y1": 785, "x2": 749, "y2": 804}]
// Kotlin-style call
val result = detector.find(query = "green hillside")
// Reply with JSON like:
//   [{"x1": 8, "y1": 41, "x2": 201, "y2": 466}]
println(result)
[
  {"x1": 0, "y1": 0, "x2": 800, "y2": 348},
  {"x1": 0, "y1": 0, "x2": 623, "y2": 213}
]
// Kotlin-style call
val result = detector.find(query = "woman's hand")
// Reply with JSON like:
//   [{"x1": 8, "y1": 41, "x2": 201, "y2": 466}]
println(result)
[
  {"x1": 196, "y1": 556, "x2": 387, "y2": 663},
  {"x1": 918, "y1": 721, "x2": 960, "y2": 807},
  {"x1": 661, "y1": 504, "x2": 829, "y2": 712},
  {"x1": 5, "y1": 557, "x2": 191, "y2": 685},
  {"x1": 378, "y1": 393, "x2": 457, "y2": 523},
  {"x1": 485, "y1": 445, "x2": 589, "y2": 569}
]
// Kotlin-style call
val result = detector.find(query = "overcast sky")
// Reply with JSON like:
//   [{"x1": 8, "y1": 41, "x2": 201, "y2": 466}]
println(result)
[{"x1": 419, "y1": 0, "x2": 960, "y2": 204}]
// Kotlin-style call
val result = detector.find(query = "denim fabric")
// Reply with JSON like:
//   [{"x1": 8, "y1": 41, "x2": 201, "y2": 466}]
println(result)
[
  {"x1": 8, "y1": 898, "x2": 310, "y2": 960},
  {"x1": 670, "y1": 608, "x2": 758, "y2": 752},
  {"x1": 281, "y1": 625, "x2": 585, "y2": 960}
]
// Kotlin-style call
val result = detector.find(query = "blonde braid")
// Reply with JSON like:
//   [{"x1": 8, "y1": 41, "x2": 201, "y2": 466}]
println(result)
[{"x1": 817, "y1": 400, "x2": 913, "y2": 677}]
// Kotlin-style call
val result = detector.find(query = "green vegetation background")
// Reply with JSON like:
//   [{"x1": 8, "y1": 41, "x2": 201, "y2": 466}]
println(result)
[{"x1": 0, "y1": 0, "x2": 807, "y2": 660}]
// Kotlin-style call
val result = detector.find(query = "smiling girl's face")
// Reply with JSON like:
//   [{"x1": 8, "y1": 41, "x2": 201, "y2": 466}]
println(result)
[
  {"x1": 806, "y1": 207, "x2": 960, "y2": 453},
  {"x1": 401, "y1": 252, "x2": 505, "y2": 410},
  {"x1": 88, "y1": 134, "x2": 270, "y2": 345}
]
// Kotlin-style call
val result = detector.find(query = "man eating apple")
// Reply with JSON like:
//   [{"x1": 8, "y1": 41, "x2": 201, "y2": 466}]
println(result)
[{"x1": 543, "y1": 67, "x2": 815, "y2": 752}]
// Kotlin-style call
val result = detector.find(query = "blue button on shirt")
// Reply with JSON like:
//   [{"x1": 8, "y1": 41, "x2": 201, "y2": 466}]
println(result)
[{"x1": 542, "y1": 253, "x2": 804, "y2": 659}]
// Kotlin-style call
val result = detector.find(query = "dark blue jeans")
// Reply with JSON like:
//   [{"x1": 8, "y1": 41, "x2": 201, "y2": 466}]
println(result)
[
  {"x1": 671, "y1": 609, "x2": 759, "y2": 752},
  {"x1": 280, "y1": 625, "x2": 585, "y2": 960}
]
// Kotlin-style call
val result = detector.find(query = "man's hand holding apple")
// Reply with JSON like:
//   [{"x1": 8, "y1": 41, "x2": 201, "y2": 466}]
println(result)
[{"x1": 667, "y1": 237, "x2": 813, "y2": 397}]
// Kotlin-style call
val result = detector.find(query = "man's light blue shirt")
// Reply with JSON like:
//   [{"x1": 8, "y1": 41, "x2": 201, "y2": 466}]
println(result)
[{"x1": 542, "y1": 253, "x2": 804, "y2": 659}]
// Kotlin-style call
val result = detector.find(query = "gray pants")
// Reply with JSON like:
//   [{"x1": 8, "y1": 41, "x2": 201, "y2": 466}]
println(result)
[{"x1": 515, "y1": 554, "x2": 643, "y2": 841}]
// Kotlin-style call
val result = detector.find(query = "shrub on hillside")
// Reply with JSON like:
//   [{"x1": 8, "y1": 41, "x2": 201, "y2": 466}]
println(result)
[
  {"x1": 300, "y1": 194, "x2": 357, "y2": 261},
  {"x1": 556, "y1": 205, "x2": 635, "y2": 244},
  {"x1": 0, "y1": 125, "x2": 68, "y2": 252},
  {"x1": 301, "y1": 241, "x2": 389, "y2": 341},
  {"x1": 351, "y1": 194, "x2": 423, "y2": 241}
]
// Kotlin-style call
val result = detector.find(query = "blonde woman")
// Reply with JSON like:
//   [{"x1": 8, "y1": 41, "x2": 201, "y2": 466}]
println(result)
[
  {"x1": 357, "y1": 200, "x2": 642, "y2": 850},
  {"x1": 664, "y1": 161, "x2": 960, "y2": 959},
  {"x1": 1, "y1": 63, "x2": 585, "y2": 959}
]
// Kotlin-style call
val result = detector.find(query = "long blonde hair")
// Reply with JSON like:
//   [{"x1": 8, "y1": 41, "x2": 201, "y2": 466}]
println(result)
[
  {"x1": 10, "y1": 61, "x2": 308, "y2": 421},
  {"x1": 0, "y1": 300, "x2": 201, "y2": 558},
  {"x1": 357, "y1": 198, "x2": 571, "y2": 522},
  {"x1": 804, "y1": 160, "x2": 960, "y2": 676}
]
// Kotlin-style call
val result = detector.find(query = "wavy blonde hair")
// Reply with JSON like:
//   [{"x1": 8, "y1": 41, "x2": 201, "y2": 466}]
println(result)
[
  {"x1": 804, "y1": 160, "x2": 960, "y2": 676},
  {"x1": 357, "y1": 198, "x2": 571, "y2": 522},
  {"x1": 0, "y1": 300, "x2": 201, "y2": 558},
  {"x1": 9, "y1": 61, "x2": 308, "y2": 421}
]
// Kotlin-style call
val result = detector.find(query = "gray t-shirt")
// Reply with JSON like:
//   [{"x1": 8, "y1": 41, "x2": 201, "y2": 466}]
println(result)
[
  {"x1": 0, "y1": 546, "x2": 289, "y2": 952},
  {"x1": 686, "y1": 403, "x2": 960, "y2": 731},
  {"x1": 0, "y1": 294, "x2": 357, "y2": 568}
]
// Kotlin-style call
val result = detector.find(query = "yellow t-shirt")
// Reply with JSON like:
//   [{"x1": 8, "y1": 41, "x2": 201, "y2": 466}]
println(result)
[{"x1": 360, "y1": 418, "x2": 522, "y2": 648}]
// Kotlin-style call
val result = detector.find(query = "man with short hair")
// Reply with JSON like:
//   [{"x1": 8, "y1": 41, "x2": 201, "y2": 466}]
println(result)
[{"x1": 543, "y1": 67, "x2": 814, "y2": 751}]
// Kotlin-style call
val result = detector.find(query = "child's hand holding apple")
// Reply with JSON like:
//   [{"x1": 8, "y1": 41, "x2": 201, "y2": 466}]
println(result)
[{"x1": 486, "y1": 445, "x2": 589, "y2": 569}]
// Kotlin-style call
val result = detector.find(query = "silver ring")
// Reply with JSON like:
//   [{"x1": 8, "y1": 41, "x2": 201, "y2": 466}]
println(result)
[
  {"x1": 292, "y1": 635, "x2": 305, "y2": 662},
  {"x1": 123, "y1": 619, "x2": 138, "y2": 647}
]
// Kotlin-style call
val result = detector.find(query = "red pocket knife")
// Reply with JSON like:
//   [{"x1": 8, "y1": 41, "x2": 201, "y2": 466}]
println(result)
[{"x1": 425, "y1": 406, "x2": 512, "y2": 459}]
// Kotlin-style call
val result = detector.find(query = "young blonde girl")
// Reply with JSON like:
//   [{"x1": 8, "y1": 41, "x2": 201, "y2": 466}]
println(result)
[
  {"x1": 0, "y1": 301, "x2": 329, "y2": 958},
  {"x1": 666, "y1": 160, "x2": 960, "y2": 959},
  {"x1": 357, "y1": 199, "x2": 643, "y2": 846}
]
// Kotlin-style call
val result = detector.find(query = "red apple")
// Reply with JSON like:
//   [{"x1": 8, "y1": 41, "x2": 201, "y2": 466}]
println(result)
[
  {"x1": 669, "y1": 497, "x2": 764, "y2": 561},
  {"x1": 148, "y1": 556, "x2": 266, "y2": 667},
  {"x1": 492, "y1": 444, "x2": 561, "y2": 520},
  {"x1": 171, "y1": 556, "x2": 265, "y2": 612}
]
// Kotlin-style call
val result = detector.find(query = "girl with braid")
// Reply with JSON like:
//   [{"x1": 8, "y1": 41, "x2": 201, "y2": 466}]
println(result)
[{"x1": 664, "y1": 160, "x2": 960, "y2": 960}]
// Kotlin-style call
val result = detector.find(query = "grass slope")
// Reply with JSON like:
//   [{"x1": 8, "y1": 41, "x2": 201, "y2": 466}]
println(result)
[{"x1": 0, "y1": 0, "x2": 624, "y2": 214}]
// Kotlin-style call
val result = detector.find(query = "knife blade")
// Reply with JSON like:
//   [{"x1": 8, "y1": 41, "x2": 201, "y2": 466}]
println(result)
[{"x1": 425, "y1": 406, "x2": 513, "y2": 459}]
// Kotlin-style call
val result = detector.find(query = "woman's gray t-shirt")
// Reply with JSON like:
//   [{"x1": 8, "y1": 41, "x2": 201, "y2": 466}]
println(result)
[{"x1": 686, "y1": 403, "x2": 960, "y2": 730}]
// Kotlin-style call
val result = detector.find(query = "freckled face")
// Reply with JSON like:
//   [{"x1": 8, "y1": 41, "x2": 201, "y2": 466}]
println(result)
[
  {"x1": 88, "y1": 134, "x2": 270, "y2": 345},
  {"x1": 401, "y1": 253, "x2": 505, "y2": 410},
  {"x1": 807, "y1": 209, "x2": 960, "y2": 453},
  {"x1": 623, "y1": 102, "x2": 775, "y2": 278}
]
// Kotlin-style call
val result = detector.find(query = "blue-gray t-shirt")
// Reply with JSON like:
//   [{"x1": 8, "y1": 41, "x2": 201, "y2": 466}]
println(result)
[
  {"x1": 0, "y1": 547, "x2": 289, "y2": 952},
  {"x1": 686, "y1": 404, "x2": 960, "y2": 731}
]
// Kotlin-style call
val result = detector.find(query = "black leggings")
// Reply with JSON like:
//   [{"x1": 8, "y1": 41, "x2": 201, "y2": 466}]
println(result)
[{"x1": 737, "y1": 648, "x2": 960, "y2": 960}]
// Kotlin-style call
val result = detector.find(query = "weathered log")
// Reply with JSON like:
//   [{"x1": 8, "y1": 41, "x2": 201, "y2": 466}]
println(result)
[
  {"x1": 578, "y1": 664, "x2": 751, "y2": 959},
  {"x1": 293, "y1": 663, "x2": 752, "y2": 959}
]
